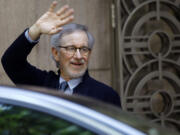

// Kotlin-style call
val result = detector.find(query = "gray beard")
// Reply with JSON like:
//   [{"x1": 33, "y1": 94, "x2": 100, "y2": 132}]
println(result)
[{"x1": 66, "y1": 68, "x2": 87, "y2": 79}]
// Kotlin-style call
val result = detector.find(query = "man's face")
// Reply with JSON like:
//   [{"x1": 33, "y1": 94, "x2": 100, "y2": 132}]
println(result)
[{"x1": 54, "y1": 31, "x2": 91, "y2": 80}]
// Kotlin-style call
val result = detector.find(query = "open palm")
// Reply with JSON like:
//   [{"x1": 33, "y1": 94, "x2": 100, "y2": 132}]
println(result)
[{"x1": 35, "y1": 1, "x2": 74, "y2": 35}]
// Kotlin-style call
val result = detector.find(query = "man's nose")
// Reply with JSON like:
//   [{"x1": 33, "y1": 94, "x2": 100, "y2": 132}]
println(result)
[{"x1": 74, "y1": 49, "x2": 82, "y2": 59}]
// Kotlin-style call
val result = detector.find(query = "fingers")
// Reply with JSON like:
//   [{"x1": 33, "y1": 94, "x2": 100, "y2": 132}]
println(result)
[
  {"x1": 49, "y1": 15, "x2": 73, "y2": 35},
  {"x1": 56, "y1": 5, "x2": 74, "y2": 27},
  {"x1": 59, "y1": 8, "x2": 74, "y2": 20},
  {"x1": 48, "y1": 1, "x2": 58, "y2": 12},
  {"x1": 46, "y1": 1, "x2": 75, "y2": 35},
  {"x1": 49, "y1": 27, "x2": 63, "y2": 35},
  {"x1": 58, "y1": 15, "x2": 74, "y2": 26},
  {"x1": 49, "y1": 15, "x2": 74, "y2": 35},
  {"x1": 53, "y1": 15, "x2": 74, "y2": 33},
  {"x1": 56, "y1": 5, "x2": 69, "y2": 15},
  {"x1": 49, "y1": 2, "x2": 74, "y2": 21}
]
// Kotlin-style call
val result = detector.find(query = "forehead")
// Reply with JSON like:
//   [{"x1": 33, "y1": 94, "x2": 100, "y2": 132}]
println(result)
[{"x1": 61, "y1": 31, "x2": 88, "y2": 46}]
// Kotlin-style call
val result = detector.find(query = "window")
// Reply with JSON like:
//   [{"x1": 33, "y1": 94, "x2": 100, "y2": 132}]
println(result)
[{"x1": 0, "y1": 103, "x2": 95, "y2": 135}]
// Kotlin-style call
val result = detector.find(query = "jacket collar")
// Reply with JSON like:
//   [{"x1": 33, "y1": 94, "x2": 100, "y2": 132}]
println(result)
[{"x1": 57, "y1": 69, "x2": 90, "y2": 93}]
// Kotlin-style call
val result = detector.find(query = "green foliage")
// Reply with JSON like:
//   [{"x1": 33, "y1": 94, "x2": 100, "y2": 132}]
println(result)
[{"x1": 0, "y1": 104, "x2": 95, "y2": 135}]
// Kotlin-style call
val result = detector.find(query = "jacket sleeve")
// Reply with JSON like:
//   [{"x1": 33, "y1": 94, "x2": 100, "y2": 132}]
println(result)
[{"x1": 1, "y1": 29, "x2": 47, "y2": 86}]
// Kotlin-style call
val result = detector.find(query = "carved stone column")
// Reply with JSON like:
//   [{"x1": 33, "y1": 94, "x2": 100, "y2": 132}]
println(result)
[{"x1": 118, "y1": 0, "x2": 180, "y2": 131}]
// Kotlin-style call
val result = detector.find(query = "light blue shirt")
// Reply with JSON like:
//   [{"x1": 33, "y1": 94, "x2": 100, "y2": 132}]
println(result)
[
  {"x1": 25, "y1": 29, "x2": 40, "y2": 43},
  {"x1": 59, "y1": 77, "x2": 82, "y2": 95},
  {"x1": 25, "y1": 29, "x2": 82, "y2": 95}
]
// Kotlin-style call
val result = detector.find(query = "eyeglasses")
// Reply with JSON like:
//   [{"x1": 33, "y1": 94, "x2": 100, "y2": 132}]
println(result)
[{"x1": 57, "y1": 46, "x2": 91, "y2": 56}]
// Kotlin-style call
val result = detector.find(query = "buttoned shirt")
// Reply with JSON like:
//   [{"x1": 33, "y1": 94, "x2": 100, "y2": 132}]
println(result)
[{"x1": 59, "y1": 77, "x2": 82, "y2": 95}]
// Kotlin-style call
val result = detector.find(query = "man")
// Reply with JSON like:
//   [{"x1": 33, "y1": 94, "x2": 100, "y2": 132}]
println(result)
[{"x1": 1, "y1": 1, "x2": 121, "y2": 107}]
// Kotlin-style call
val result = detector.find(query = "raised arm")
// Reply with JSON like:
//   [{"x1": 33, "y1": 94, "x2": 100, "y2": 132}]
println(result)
[{"x1": 1, "y1": 1, "x2": 74, "y2": 86}]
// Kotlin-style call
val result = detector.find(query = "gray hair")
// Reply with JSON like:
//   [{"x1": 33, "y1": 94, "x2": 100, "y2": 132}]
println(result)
[
  {"x1": 50, "y1": 23, "x2": 95, "y2": 68},
  {"x1": 50, "y1": 23, "x2": 95, "y2": 49}
]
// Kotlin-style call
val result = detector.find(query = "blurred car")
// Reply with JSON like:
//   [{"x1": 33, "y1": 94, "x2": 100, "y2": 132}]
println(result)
[{"x1": 0, "y1": 85, "x2": 178, "y2": 135}]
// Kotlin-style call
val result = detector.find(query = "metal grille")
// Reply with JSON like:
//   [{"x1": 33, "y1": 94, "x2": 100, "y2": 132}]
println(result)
[{"x1": 119, "y1": 0, "x2": 180, "y2": 130}]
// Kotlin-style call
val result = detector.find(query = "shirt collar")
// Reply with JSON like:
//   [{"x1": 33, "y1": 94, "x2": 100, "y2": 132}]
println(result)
[{"x1": 59, "y1": 77, "x2": 82, "y2": 90}]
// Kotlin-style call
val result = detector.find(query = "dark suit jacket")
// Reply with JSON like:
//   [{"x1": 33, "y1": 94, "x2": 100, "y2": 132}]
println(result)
[{"x1": 1, "y1": 29, "x2": 121, "y2": 107}]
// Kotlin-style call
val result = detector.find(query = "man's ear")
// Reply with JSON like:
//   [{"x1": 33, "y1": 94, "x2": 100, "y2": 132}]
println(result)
[{"x1": 51, "y1": 47, "x2": 59, "y2": 61}]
